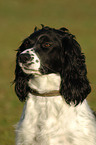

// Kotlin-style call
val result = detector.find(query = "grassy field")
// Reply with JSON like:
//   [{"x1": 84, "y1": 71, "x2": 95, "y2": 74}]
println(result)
[{"x1": 0, "y1": 0, "x2": 96, "y2": 144}]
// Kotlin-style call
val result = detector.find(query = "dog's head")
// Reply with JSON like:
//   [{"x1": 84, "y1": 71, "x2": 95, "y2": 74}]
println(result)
[{"x1": 14, "y1": 26, "x2": 91, "y2": 105}]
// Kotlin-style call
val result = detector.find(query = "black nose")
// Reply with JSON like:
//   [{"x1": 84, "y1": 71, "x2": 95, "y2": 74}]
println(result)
[{"x1": 19, "y1": 53, "x2": 31, "y2": 63}]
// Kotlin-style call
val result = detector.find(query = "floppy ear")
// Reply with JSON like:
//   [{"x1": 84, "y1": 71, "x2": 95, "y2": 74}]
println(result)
[
  {"x1": 60, "y1": 34, "x2": 91, "y2": 106},
  {"x1": 14, "y1": 66, "x2": 29, "y2": 102}
]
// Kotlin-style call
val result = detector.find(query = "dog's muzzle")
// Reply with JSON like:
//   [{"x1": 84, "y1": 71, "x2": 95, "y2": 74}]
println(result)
[{"x1": 18, "y1": 48, "x2": 41, "y2": 75}]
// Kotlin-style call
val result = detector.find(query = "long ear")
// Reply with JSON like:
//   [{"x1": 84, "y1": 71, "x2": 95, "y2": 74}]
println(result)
[
  {"x1": 60, "y1": 34, "x2": 91, "y2": 106},
  {"x1": 14, "y1": 66, "x2": 29, "y2": 102}
]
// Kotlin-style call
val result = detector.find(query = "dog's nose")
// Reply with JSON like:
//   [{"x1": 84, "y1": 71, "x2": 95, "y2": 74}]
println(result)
[{"x1": 19, "y1": 53, "x2": 31, "y2": 63}]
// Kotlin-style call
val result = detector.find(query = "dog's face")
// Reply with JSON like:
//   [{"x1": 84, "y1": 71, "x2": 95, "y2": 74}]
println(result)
[
  {"x1": 17, "y1": 28, "x2": 62, "y2": 75},
  {"x1": 15, "y1": 26, "x2": 91, "y2": 105}
]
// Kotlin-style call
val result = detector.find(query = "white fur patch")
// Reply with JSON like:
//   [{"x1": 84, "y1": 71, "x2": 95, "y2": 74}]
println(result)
[
  {"x1": 16, "y1": 95, "x2": 96, "y2": 145},
  {"x1": 28, "y1": 73, "x2": 61, "y2": 93}
]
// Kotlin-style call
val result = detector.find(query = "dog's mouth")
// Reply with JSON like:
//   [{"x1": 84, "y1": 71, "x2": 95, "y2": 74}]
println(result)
[
  {"x1": 24, "y1": 66, "x2": 35, "y2": 71},
  {"x1": 21, "y1": 65, "x2": 41, "y2": 75}
]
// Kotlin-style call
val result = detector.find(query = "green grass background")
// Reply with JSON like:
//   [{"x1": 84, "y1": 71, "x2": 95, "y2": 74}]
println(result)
[{"x1": 0, "y1": 0, "x2": 96, "y2": 144}]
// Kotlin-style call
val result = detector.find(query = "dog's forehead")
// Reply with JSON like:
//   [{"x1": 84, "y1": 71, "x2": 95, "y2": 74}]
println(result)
[
  {"x1": 29, "y1": 28, "x2": 58, "y2": 41},
  {"x1": 37, "y1": 34, "x2": 52, "y2": 42}
]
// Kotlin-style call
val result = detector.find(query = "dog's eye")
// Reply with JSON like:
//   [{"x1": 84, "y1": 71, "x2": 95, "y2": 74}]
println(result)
[{"x1": 42, "y1": 42, "x2": 51, "y2": 48}]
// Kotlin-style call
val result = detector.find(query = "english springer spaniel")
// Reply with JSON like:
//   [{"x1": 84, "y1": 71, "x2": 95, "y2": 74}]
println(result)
[{"x1": 14, "y1": 26, "x2": 96, "y2": 145}]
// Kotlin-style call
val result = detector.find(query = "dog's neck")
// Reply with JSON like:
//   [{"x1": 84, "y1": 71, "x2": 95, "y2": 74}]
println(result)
[{"x1": 28, "y1": 73, "x2": 61, "y2": 94}]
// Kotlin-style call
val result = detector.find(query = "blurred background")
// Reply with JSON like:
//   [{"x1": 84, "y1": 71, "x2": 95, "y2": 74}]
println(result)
[{"x1": 0, "y1": 0, "x2": 96, "y2": 144}]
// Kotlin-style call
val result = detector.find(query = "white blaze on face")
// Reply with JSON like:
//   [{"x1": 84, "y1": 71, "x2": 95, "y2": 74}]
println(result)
[{"x1": 19, "y1": 48, "x2": 41, "y2": 75}]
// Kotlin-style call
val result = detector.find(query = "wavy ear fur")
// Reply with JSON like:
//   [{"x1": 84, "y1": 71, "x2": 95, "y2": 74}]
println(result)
[
  {"x1": 60, "y1": 34, "x2": 91, "y2": 105},
  {"x1": 15, "y1": 77, "x2": 29, "y2": 102}
]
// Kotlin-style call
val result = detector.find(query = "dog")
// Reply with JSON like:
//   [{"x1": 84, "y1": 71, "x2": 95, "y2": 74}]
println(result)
[{"x1": 14, "y1": 26, "x2": 96, "y2": 145}]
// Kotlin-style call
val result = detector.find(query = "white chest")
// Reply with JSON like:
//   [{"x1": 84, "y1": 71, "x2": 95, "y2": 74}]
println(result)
[{"x1": 16, "y1": 94, "x2": 96, "y2": 145}]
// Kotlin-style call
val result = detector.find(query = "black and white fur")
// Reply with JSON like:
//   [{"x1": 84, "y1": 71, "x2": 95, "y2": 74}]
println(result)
[{"x1": 14, "y1": 26, "x2": 96, "y2": 145}]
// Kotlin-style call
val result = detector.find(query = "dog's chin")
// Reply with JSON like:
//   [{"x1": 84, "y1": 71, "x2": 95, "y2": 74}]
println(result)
[
  {"x1": 23, "y1": 68, "x2": 41, "y2": 75},
  {"x1": 19, "y1": 63, "x2": 41, "y2": 75}
]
